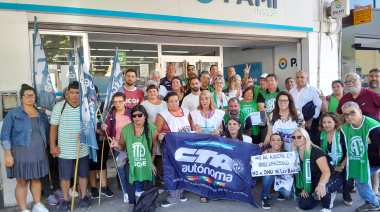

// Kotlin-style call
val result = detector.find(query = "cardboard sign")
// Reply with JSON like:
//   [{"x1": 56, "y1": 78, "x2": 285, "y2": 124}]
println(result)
[{"x1": 251, "y1": 152, "x2": 298, "y2": 177}]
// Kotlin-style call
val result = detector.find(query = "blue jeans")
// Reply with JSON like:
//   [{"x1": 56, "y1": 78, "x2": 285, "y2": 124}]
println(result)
[
  {"x1": 114, "y1": 151, "x2": 127, "y2": 194},
  {"x1": 261, "y1": 175, "x2": 293, "y2": 198},
  {"x1": 135, "y1": 181, "x2": 144, "y2": 192},
  {"x1": 354, "y1": 176, "x2": 379, "y2": 206}
]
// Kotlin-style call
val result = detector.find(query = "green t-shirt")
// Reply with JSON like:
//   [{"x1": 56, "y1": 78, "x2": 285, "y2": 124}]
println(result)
[
  {"x1": 223, "y1": 109, "x2": 250, "y2": 132},
  {"x1": 254, "y1": 86, "x2": 261, "y2": 101},
  {"x1": 240, "y1": 100, "x2": 259, "y2": 136},
  {"x1": 122, "y1": 122, "x2": 157, "y2": 183},
  {"x1": 258, "y1": 88, "x2": 282, "y2": 116},
  {"x1": 328, "y1": 95, "x2": 339, "y2": 114},
  {"x1": 377, "y1": 89, "x2": 380, "y2": 94}
]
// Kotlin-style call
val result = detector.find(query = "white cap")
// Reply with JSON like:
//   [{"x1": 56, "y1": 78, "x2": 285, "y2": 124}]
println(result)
[{"x1": 260, "y1": 73, "x2": 268, "y2": 78}]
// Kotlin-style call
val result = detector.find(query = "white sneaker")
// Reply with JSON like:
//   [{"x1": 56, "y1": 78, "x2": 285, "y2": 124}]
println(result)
[
  {"x1": 69, "y1": 187, "x2": 79, "y2": 197},
  {"x1": 32, "y1": 203, "x2": 49, "y2": 212},
  {"x1": 158, "y1": 189, "x2": 164, "y2": 194},
  {"x1": 135, "y1": 191, "x2": 144, "y2": 197},
  {"x1": 320, "y1": 209, "x2": 331, "y2": 212},
  {"x1": 124, "y1": 193, "x2": 129, "y2": 203},
  {"x1": 22, "y1": 210, "x2": 31, "y2": 212}
]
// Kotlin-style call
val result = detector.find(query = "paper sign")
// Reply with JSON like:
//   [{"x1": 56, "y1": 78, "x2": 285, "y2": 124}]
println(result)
[
  {"x1": 140, "y1": 64, "x2": 149, "y2": 77},
  {"x1": 250, "y1": 111, "x2": 266, "y2": 125},
  {"x1": 251, "y1": 152, "x2": 298, "y2": 177},
  {"x1": 118, "y1": 51, "x2": 127, "y2": 65}
]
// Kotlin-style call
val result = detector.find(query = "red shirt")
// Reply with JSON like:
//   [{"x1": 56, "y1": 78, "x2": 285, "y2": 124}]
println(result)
[
  {"x1": 123, "y1": 87, "x2": 144, "y2": 108},
  {"x1": 336, "y1": 88, "x2": 380, "y2": 120}
]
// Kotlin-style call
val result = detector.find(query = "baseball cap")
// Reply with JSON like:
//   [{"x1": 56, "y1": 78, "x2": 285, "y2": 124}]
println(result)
[{"x1": 260, "y1": 73, "x2": 268, "y2": 78}]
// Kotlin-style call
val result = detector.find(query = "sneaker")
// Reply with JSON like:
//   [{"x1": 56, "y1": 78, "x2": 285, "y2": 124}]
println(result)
[
  {"x1": 46, "y1": 194, "x2": 59, "y2": 206},
  {"x1": 180, "y1": 194, "x2": 187, "y2": 202},
  {"x1": 69, "y1": 187, "x2": 79, "y2": 197},
  {"x1": 124, "y1": 193, "x2": 129, "y2": 203},
  {"x1": 261, "y1": 197, "x2": 271, "y2": 210},
  {"x1": 344, "y1": 200, "x2": 353, "y2": 206},
  {"x1": 277, "y1": 193, "x2": 285, "y2": 201},
  {"x1": 59, "y1": 200, "x2": 70, "y2": 212},
  {"x1": 161, "y1": 200, "x2": 176, "y2": 208},
  {"x1": 22, "y1": 210, "x2": 31, "y2": 212},
  {"x1": 158, "y1": 189, "x2": 164, "y2": 194},
  {"x1": 32, "y1": 203, "x2": 49, "y2": 212},
  {"x1": 320, "y1": 209, "x2": 331, "y2": 212},
  {"x1": 55, "y1": 189, "x2": 64, "y2": 199},
  {"x1": 356, "y1": 202, "x2": 380, "y2": 212},
  {"x1": 135, "y1": 191, "x2": 143, "y2": 197},
  {"x1": 101, "y1": 186, "x2": 114, "y2": 197},
  {"x1": 90, "y1": 187, "x2": 99, "y2": 199},
  {"x1": 80, "y1": 196, "x2": 91, "y2": 210}
]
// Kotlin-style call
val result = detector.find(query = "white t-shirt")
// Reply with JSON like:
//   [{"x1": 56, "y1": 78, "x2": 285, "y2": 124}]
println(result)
[
  {"x1": 181, "y1": 93, "x2": 200, "y2": 111},
  {"x1": 190, "y1": 109, "x2": 224, "y2": 131},
  {"x1": 143, "y1": 85, "x2": 168, "y2": 99},
  {"x1": 140, "y1": 99, "x2": 167, "y2": 123}
]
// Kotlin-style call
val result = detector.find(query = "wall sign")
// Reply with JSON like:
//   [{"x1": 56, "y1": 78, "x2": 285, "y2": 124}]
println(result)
[
  {"x1": 354, "y1": 5, "x2": 372, "y2": 25},
  {"x1": 331, "y1": 0, "x2": 350, "y2": 19}
]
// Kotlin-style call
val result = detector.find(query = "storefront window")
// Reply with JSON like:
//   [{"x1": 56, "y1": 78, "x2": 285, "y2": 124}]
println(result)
[{"x1": 162, "y1": 45, "x2": 220, "y2": 56}]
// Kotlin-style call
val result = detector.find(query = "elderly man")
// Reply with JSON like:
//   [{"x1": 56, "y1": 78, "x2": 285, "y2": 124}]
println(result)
[
  {"x1": 253, "y1": 73, "x2": 268, "y2": 100},
  {"x1": 223, "y1": 98, "x2": 252, "y2": 136},
  {"x1": 336, "y1": 72, "x2": 380, "y2": 120},
  {"x1": 143, "y1": 70, "x2": 168, "y2": 99},
  {"x1": 340, "y1": 101, "x2": 380, "y2": 212},
  {"x1": 285, "y1": 77, "x2": 296, "y2": 91},
  {"x1": 368, "y1": 68, "x2": 380, "y2": 93},
  {"x1": 257, "y1": 74, "x2": 282, "y2": 116},
  {"x1": 289, "y1": 71, "x2": 322, "y2": 137},
  {"x1": 160, "y1": 64, "x2": 176, "y2": 91}
]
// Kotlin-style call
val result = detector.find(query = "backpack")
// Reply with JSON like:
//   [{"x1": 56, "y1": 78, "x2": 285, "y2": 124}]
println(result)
[{"x1": 133, "y1": 187, "x2": 158, "y2": 212}]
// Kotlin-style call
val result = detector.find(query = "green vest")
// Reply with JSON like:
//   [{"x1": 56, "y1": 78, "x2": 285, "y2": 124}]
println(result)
[
  {"x1": 259, "y1": 88, "x2": 282, "y2": 116},
  {"x1": 223, "y1": 109, "x2": 250, "y2": 131},
  {"x1": 254, "y1": 86, "x2": 261, "y2": 101},
  {"x1": 122, "y1": 122, "x2": 157, "y2": 184},
  {"x1": 341, "y1": 116, "x2": 380, "y2": 183},
  {"x1": 239, "y1": 100, "x2": 259, "y2": 136},
  {"x1": 328, "y1": 95, "x2": 339, "y2": 114},
  {"x1": 377, "y1": 89, "x2": 380, "y2": 94}
]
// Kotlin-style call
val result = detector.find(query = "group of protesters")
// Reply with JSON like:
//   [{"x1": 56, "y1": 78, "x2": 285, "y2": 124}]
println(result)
[{"x1": 1, "y1": 64, "x2": 380, "y2": 212}]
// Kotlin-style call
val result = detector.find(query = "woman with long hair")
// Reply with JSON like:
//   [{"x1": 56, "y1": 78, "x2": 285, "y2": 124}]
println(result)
[
  {"x1": 260, "y1": 133, "x2": 293, "y2": 210},
  {"x1": 211, "y1": 76, "x2": 229, "y2": 111},
  {"x1": 225, "y1": 117, "x2": 252, "y2": 143},
  {"x1": 224, "y1": 74, "x2": 243, "y2": 99},
  {"x1": 1, "y1": 84, "x2": 50, "y2": 212},
  {"x1": 263, "y1": 91, "x2": 305, "y2": 151},
  {"x1": 314, "y1": 112, "x2": 351, "y2": 206},
  {"x1": 101, "y1": 92, "x2": 131, "y2": 203},
  {"x1": 171, "y1": 76, "x2": 185, "y2": 107},
  {"x1": 320, "y1": 80, "x2": 345, "y2": 114},
  {"x1": 156, "y1": 92, "x2": 191, "y2": 207},
  {"x1": 190, "y1": 90, "x2": 224, "y2": 135},
  {"x1": 240, "y1": 86, "x2": 261, "y2": 144},
  {"x1": 109, "y1": 105, "x2": 158, "y2": 212},
  {"x1": 293, "y1": 128, "x2": 334, "y2": 211}
]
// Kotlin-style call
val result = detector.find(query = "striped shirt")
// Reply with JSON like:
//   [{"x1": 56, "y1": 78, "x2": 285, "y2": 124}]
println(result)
[{"x1": 51, "y1": 101, "x2": 89, "y2": 159}]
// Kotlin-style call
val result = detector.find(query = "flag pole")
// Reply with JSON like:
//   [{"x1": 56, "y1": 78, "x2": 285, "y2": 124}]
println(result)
[
  {"x1": 71, "y1": 140, "x2": 81, "y2": 211},
  {"x1": 98, "y1": 137, "x2": 105, "y2": 205},
  {"x1": 45, "y1": 150, "x2": 54, "y2": 189}
]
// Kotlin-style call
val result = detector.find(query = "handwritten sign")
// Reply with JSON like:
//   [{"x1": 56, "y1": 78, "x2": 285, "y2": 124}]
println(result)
[
  {"x1": 251, "y1": 152, "x2": 298, "y2": 177},
  {"x1": 354, "y1": 5, "x2": 372, "y2": 25}
]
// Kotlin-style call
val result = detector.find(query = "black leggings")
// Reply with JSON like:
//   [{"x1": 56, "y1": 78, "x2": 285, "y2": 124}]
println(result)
[
  {"x1": 123, "y1": 163, "x2": 155, "y2": 204},
  {"x1": 299, "y1": 192, "x2": 331, "y2": 210}
]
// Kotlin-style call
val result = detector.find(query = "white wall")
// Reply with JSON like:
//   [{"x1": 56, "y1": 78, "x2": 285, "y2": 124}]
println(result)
[{"x1": 274, "y1": 43, "x2": 299, "y2": 89}]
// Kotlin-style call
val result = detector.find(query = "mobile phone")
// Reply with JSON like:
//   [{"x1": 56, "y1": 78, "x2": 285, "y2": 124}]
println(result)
[{"x1": 312, "y1": 191, "x2": 319, "y2": 200}]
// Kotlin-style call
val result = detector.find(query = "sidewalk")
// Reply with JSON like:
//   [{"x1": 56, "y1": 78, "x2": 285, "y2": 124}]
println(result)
[{"x1": 3, "y1": 159, "x2": 365, "y2": 212}]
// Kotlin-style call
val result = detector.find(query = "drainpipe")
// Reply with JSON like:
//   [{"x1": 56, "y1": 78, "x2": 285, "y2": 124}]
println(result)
[{"x1": 318, "y1": 0, "x2": 324, "y2": 89}]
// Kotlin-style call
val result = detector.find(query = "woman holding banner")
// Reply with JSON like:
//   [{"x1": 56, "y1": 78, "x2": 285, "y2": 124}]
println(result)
[
  {"x1": 1, "y1": 84, "x2": 50, "y2": 212},
  {"x1": 101, "y1": 92, "x2": 131, "y2": 203},
  {"x1": 314, "y1": 112, "x2": 352, "y2": 206},
  {"x1": 263, "y1": 91, "x2": 305, "y2": 151},
  {"x1": 240, "y1": 86, "x2": 261, "y2": 144},
  {"x1": 156, "y1": 92, "x2": 191, "y2": 207},
  {"x1": 260, "y1": 133, "x2": 293, "y2": 209},
  {"x1": 293, "y1": 128, "x2": 334, "y2": 212},
  {"x1": 225, "y1": 117, "x2": 252, "y2": 143},
  {"x1": 110, "y1": 105, "x2": 158, "y2": 212},
  {"x1": 190, "y1": 90, "x2": 224, "y2": 135}
]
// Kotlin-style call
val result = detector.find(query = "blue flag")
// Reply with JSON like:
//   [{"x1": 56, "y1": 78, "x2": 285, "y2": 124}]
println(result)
[
  {"x1": 163, "y1": 133, "x2": 262, "y2": 207},
  {"x1": 33, "y1": 17, "x2": 56, "y2": 110},
  {"x1": 101, "y1": 48, "x2": 123, "y2": 123},
  {"x1": 68, "y1": 51, "x2": 77, "y2": 83},
  {"x1": 77, "y1": 49, "x2": 98, "y2": 162}
]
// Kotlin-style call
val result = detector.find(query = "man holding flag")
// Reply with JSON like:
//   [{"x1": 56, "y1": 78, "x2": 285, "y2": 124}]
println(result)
[{"x1": 50, "y1": 81, "x2": 92, "y2": 212}]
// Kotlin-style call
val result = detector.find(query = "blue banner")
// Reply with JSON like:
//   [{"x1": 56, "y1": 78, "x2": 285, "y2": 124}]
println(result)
[
  {"x1": 77, "y1": 49, "x2": 98, "y2": 162},
  {"x1": 101, "y1": 48, "x2": 123, "y2": 123},
  {"x1": 68, "y1": 51, "x2": 77, "y2": 83},
  {"x1": 33, "y1": 16, "x2": 56, "y2": 110},
  {"x1": 163, "y1": 133, "x2": 262, "y2": 207}
]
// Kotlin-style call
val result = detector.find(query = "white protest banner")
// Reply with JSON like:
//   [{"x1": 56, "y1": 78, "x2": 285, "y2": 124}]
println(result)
[{"x1": 251, "y1": 152, "x2": 298, "y2": 177}]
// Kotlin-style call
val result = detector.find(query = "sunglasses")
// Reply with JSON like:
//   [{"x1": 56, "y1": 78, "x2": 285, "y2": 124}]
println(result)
[
  {"x1": 291, "y1": 135, "x2": 303, "y2": 140},
  {"x1": 132, "y1": 113, "x2": 144, "y2": 118}
]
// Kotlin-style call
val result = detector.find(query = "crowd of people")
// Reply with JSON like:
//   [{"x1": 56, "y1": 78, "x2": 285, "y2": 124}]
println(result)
[{"x1": 1, "y1": 65, "x2": 380, "y2": 212}]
